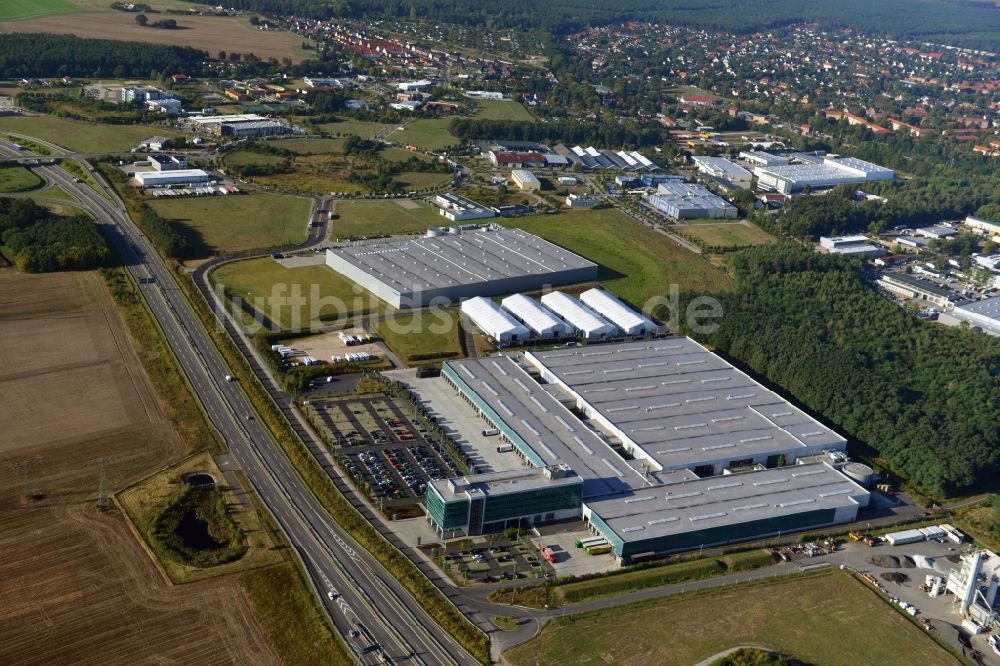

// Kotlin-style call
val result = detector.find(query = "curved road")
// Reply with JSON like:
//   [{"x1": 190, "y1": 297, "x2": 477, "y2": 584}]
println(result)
[{"x1": 1, "y1": 143, "x2": 478, "y2": 666}]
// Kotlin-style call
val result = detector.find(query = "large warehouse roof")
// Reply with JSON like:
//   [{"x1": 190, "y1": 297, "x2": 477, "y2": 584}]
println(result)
[
  {"x1": 540, "y1": 291, "x2": 618, "y2": 338},
  {"x1": 525, "y1": 339, "x2": 846, "y2": 470},
  {"x1": 585, "y1": 462, "x2": 868, "y2": 545},
  {"x1": 579, "y1": 288, "x2": 657, "y2": 336},
  {"x1": 500, "y1": 293, "x2": 573, "y2": 337},
  {"x1": 443, "y1": 357, "x2": 650, "y2": 497},
  {"x1": 326, "y1": 226, "x2": 598, "y2": 307},
  {"x1": 461, "y1": 296, "x2": 529, "y2": 341}
]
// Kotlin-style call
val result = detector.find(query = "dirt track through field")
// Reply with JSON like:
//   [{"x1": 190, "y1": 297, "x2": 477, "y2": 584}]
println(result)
[{"x1": 2, "y1": 12, "x2": 305, "y2": 62}]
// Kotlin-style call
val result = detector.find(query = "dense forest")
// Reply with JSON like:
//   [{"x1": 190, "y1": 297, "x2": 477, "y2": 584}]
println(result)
[
  {"x1": 200, "y1": 0, "x2": 1000, "y2": 49},
  {"x1": 0, "y1": 34, "x2": 208, "y2": 79},
  {"x1": 0, "y1": 199, "x2": 110, "y2": 272},
  {"x1": 665, "y1": 243, "x2": 1000, "y2": 497}
]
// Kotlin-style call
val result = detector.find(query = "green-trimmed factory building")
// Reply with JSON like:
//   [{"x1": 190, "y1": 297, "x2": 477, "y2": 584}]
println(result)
[{"x1": 425, "y1": 465, "x2": 583, "y2": 538}]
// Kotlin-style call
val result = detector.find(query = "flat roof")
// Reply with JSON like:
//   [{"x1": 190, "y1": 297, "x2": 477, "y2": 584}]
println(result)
[
  {"x1": 881, "y1": 272, "x2": 954, "y2": 298},
  {"x1": 692, "y1": 156, "x2": 752, "y2": 180},
  {"x1": 956, "y1": 295, "x2": 1000, "y2": 320},
  {"x1": 327, "y1": 227, "x2": 597, "y2": 294},
  {"x1": 525, "y1": 339, "x2": 846, "y2": 469},
  {"x1": 443, "y1": 356, "x2": 651, "y2": 497},
  {"x1": 652, "y1": 182, "x2": 736, "y2": 212},
  {"x1": 429, "y1": 465, "x2": 582, "y2": 502},
  {"x1": 586, "y1": 462, "x2": 867, "y2": 543}
]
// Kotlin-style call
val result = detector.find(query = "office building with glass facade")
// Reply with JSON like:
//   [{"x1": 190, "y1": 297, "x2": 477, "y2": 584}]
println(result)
[{"x1": 425, "y1": 465, "x2": 584, "y2": 537}]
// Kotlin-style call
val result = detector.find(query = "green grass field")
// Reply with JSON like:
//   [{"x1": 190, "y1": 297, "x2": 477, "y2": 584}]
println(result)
[
  {"x1": 374, "y1": 310, "x2": 463, "y2": 364},
  {"x1": 679, "y1": 221, "x2": 775, "y2": 248},
  {"x1": 511, "y1": 208, "x2": 732, "y2": 306},
  {"x1": 472, "y1": 99, "x2": 536, "y2": 122},
  {"x1": 506, "y1": 572, "x2": 959, "y2": 666},
  {"x1": 330, "y1": 200, "x2": 444, "y2": 239},
  {"x1": 149, "y1": 193, "x2": 311, "y2": 257},
  {"x1": 212, "y1": 258, "x2": 381, "y2": 331},
  {"x1": 395, "y1": 171, "x2": 452, "y2": 190},
  {"x1": 0, "y1": 165, "x2": 43, "y2": 192},
  {"x1": 380, "y1": 146, "x2": 435, "y2": 164},
  {"x1": 391, "y1": 119, "x2": 459, "y2": 151},
  {"x1": 269, "y1": 138, "x2": 346, "y2": 155},
  {"x1": 0, "y1": 0, "x2": 78, "y2": 21},
  {"x1": 0, "y1": 116, "x2": 182, "y2": 153},
  {"x1": 223, "y1": 151, "x2": 287, "y2": 170},
  {"x1": 316, "y1": 117, "x2": 389, "y2": 139}
]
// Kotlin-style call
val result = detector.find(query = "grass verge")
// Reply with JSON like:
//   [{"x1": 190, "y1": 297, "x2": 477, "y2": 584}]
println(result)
[
  {"x1": 101, "y1": 266, "x2": 220, "y2": 452},
  {"x1": 0, "y1": 165, "x2": 43, "y2": 192},
  {"x1": 490, "y1": 549, "x2": 775, "y2": 608},
  {"x1": 176, "y1": 266, "x2": 489, "y2": 662}
]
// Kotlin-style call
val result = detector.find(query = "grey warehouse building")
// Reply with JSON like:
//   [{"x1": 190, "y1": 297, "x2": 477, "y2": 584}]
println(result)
[
  {"x1": 584, "y1": 462, "x2": 869, "y2": 560},
  {"x1": 434, "y1": 340, "x2": 869, "y2": 564},
  {"x1": 647, "y1": 181, "x2": 737, "y2": 219},
  {"x1": 325, "y1": 226, "x2": 598, "y2": 308}
]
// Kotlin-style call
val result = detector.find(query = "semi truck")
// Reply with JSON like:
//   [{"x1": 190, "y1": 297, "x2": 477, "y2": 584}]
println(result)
[{"x1": 496, "y1": 443, "x2": 514, "y2": 453}]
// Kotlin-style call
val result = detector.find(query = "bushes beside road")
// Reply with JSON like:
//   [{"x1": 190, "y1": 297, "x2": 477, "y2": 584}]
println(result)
[{"x1": 0, "y1": 198, "x2": 110, "y2": 272}]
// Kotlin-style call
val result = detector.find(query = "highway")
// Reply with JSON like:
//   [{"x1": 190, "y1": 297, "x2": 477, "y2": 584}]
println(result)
[{"x1": 1, "y1": 144, "x2": 479, "y2": 666}]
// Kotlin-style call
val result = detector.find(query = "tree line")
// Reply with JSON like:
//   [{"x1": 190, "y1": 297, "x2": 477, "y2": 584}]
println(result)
[
  {"x1": 0, "y1": 199, "x2": 111, "y2": 272},
  {"x1": 0, "y1": 34, "x2": 208, "y2": 79},
  {"x1": 189, "y1": 0, "x2": 1000, "y2": 50},
  {"x1": 664, "y1": 242, "x2": 1000, "y2": 497}
]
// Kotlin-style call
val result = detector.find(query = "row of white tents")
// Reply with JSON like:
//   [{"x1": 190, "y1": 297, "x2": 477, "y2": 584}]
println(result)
[{"x1": 461, "y1": 289, "x2": 659, "y2": 343}]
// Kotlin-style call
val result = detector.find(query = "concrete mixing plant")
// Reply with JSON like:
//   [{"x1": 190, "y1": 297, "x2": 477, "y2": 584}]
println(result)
[{"x1": 946, "y1": 550, "x2": 1000, "y2": 631}]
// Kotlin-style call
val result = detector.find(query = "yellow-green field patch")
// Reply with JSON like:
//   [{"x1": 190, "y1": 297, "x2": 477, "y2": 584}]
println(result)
[
  {"x1": 506, "y1": 572, "x2": 959, "y2": 666},
  {"x1": 149, "y1": 192, "x2": 311, "y2": 257}
]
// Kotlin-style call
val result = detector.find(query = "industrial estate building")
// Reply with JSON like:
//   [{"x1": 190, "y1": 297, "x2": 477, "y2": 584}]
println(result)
[
  {"x1": 500, "y1": 293, "x2": 574, "y2": 338},
  {"x1": 183, "y1": 114, "x2": 293, "y2": 138},
  {"x1": 754, "y1": 155, "x2": 894, "y2": 194},
  {"x1": 461, "y1": 296, "x2": 530, "y2": 343},
  {"x1": 878, "y1": 272, "x2": 958, "y2": 308},
  {"x1": 148, "y1": 154, "x2": 187, "y2": 171},
  {"x1": 938, "y1": 296, "x2": 1000, "y2": 334},
  {"x1": 433, "y1": 193, "x2": 496, "y2": 222},
  {"x1": 426, "y1": 340, "x2": 870, "y2": 563},
  {"x1": 425, "y1": 465, "x2": 584, "y2": 536},
  {"x1": 510, "y1": 169, "x2": 541, "y2": 191},
  {"x1": 819, "y1": 235, "x2": 888, "y2": 259},
  {"x1": 325, "y1": 226, "x2": 598, "y2": 308},
  {"x1": 133, "y1": 168, "x2": 213, "y2": 188},
  {"x1": 739, "y1": 150, "x2": 789, "y2": 167},
  {"x1": 647, "y1": 181, "x2": 738, "y2": 219},
  {"x1": 578, "y1": 288, "x2": 658, "y2": 336},
  {"x1": 692, "y1": 156, "x2": 753, "y2": 188},
  {"x1": 540, "y1": 291, "x2": 619, "y2": 339}
]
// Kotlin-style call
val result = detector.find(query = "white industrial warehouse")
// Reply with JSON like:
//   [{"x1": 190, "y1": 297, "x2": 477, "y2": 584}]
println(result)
[
  {"x1": 460, "y1": 296, "x2": 530, "y2": 343},
  {"x1": 432, "y1": 340, "x2": 871, "y2": 563},
  {"x1": 692, "y1": 156, "x2": 753, "y2": 188},
  {"x1": 325, "y1": 226, "x2": 598, "y2": 308},
  {"x1": 647, "y1": 181, "x2": 738, "y2": 219},
  {"x1": 133, "y1": 168, "x2": 213, "y2": 188},
  {"x1": 754, "y1": 155, "x2": 894, "y2": 194},
  {"x1": 500, "y1": 293, "x2": 573, "y2": 338},
  {"x1": 540, "y1": 291, "x2": 619, "y2": 339},
  {"x1": 579, "y1": 288, "x2": 658, "y2": 336}
]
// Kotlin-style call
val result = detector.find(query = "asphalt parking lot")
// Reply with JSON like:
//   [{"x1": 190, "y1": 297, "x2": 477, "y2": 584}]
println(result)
[
  {"x1": 436, "y1": 536, "x2": 552, "y2": 585},
  {"x1": 308, "y1": 395, "x2": 463, "y2": 506}
]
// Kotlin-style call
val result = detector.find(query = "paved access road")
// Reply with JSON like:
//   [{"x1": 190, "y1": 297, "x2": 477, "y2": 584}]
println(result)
[{"x1": 1, "y1": 143, "x2": 478, "y2": 666}]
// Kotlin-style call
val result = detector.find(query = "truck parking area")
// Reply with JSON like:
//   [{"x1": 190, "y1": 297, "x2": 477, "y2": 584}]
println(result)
[{"x1": 308, "y1": 395, "x2": 464, "y2": 507}]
